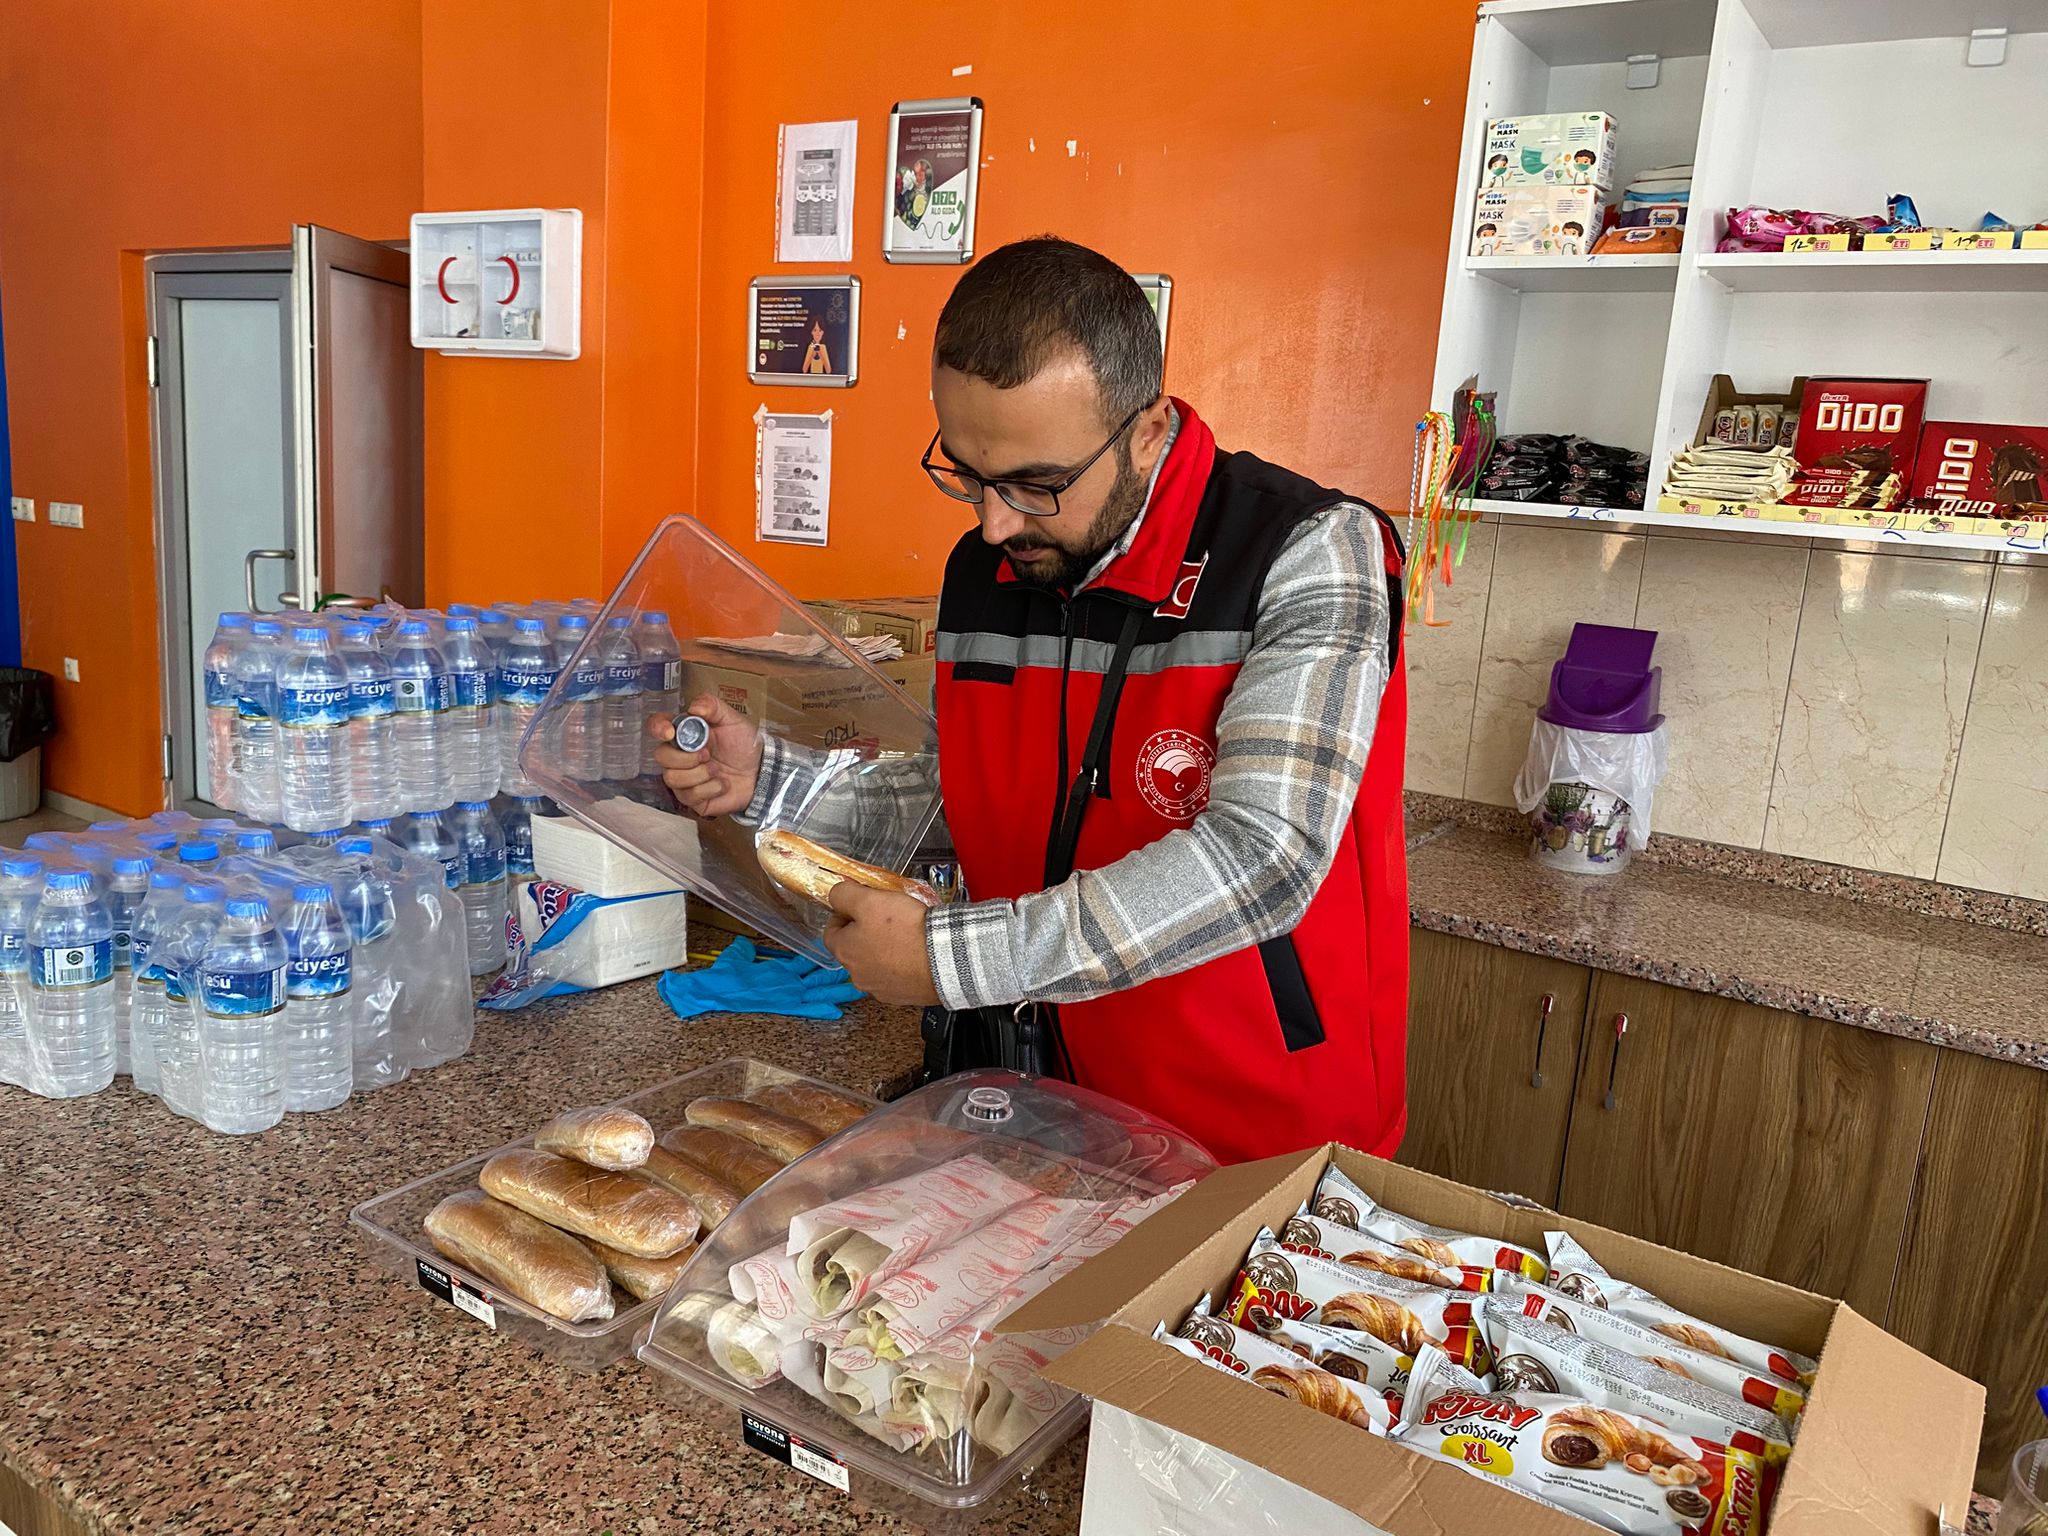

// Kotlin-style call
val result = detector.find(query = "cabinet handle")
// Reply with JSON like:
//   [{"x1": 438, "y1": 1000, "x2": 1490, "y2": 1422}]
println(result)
[
  {"x1": 1530, "y1": 993, "x2": 1555, "y2": 1088},
  {"x1": 1602, "y1": 1013, "x2": 1629, "y2": 1109}
]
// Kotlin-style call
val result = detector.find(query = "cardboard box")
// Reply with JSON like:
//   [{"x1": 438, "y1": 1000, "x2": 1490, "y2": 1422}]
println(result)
[
  {"x1": 1472, "y1": 186, "x2": 1605, "y2": 257},
  {"x1": 1783, "y1": 377, "x2": 1928, "y2": 508},
  {"x1": 1907, "y1": 419, "x2": 2048, "y2": 514},
  {"x1": 1006, "y1": 1145, "x2": 1982, "y2": 1536},
  {"x1": 1481, "y1": 112, "x2": 1619, "y2": 191},
  {"x1": 681, "y1": 646, "x2": 932, "y2": 752},
  {"x1": 807, "y1": 595, "x2": 940, "y2": 657},
  {"x1": 1690, "y1": 373, "x2": 1808, "y2": 452}
]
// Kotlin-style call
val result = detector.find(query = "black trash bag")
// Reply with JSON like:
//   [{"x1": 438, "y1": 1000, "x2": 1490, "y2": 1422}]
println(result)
[{"x1": 0, "y1": 668, "x2": 57, "y2": 764}]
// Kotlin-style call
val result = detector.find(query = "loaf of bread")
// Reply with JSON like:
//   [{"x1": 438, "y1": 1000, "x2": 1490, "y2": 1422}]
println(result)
[
  {"x1": 657, "y1": 1124, "x2": 786, "y2": 1194},
  {"x1": 638, "y1": 1145, "x2": 739, "y2": 1230},
  {"x1": 479, "y1": 1148, "x2": 701, "y2": 1259},
  {"x1": 533, "y1": 1105, "x2": 655, "y2": 1171},
  {"x1": 685, "y1": 1096, "x2": 825, "y2": 1162},
  {"x1": 757, "y1": 829, "x2": 938, "y2": 910},
  {"x1": 752, "y1": 1079, "x2": 870, "y2": 1137},
  {"x1": 424, "y1": 1189, "x2": 614, "y2": 1323},
  {"x1": 582, "y1": 1235, "x2": 698, "y2": 1303}
]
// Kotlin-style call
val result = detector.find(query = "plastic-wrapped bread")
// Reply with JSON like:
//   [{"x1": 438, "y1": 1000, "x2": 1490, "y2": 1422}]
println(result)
[
  {"x1": 533, "y1": 1105, "x2": 655, "y2": 1171},
  {"x1": 424, "y1": 1189, "x2": 614, "y2": 1323},
  {"x1": 583, "y1": 1234, "x2": 698, "y2": 1303},
  {"x1": 657, "y1": 1124, "x2": 785, "y2": 1194},
  {"x1": 638, "y1": 1144, "x2": 739, "y2": 1230},
  {"x1": 752, "y1": 1079, "x2": 871, "y2": 1137},
  {"x1": 684, "y1": 1095, "x2": 825, "y2": 1162},
  {"x1": 479, "y1": 1148, "x2": 701, "y2": 1259},
  {"x1": 757, "y1": 828, "x2": 938, "y2": 909}
]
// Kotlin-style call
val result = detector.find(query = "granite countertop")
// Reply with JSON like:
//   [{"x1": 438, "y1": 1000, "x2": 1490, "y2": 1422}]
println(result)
[
  {"x1": 1407, "y1": 821, "x2": 2048, "y2": 1070},
  {"x1": 0, "y1": 965, "x2": 1085, "y2": 1535}
]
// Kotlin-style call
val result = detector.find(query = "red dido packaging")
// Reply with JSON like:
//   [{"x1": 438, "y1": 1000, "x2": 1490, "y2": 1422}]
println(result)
[
  {"x1": 1905, "y1": 420, "x2": 2048, "y2": 516},
  {"x1": 1783, "y1": 377, "x2": 1928, "y2": 509}
]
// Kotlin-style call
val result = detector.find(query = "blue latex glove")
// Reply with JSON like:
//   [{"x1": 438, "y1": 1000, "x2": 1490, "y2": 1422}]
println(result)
[{"x1": 657, "y1": 936, "x2": 865, "y2": 1021}]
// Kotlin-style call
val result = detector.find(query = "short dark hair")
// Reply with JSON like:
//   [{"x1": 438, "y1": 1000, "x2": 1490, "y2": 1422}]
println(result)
[{"x1": 934, "y1": 236, "x2": 1162, "y2": 426}]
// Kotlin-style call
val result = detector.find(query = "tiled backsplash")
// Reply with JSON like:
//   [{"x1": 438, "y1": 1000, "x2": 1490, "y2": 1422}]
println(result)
[{"x1": 1404, "y1": 518, "x2": 2048, "y2": 901}]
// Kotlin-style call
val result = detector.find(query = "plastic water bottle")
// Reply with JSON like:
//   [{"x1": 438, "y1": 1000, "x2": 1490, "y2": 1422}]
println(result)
[
  {"x1": 396, "y1": 808, "x2": 461, "y2": 891},
  {"x1": 232, "y1": 619, "x2": 285, "y2": 823},
  {"x1": 495, "y1": 617, "x2": 557, "y2": 796},
  {"x1": 476, "y1": 607, "x2": 514, "y2": 652},
  {"x1": 441, "y1": 617, "x2": 499, "y2": 803},
  {"x1": 203, "y1": 613, "x2": 252, "y2": 810},
  {"x1": 352, "y1": 815, "x2": 398, "y2": 842},
  {"x1": 177, "y1": 838, "x2": 221, "y2": 872},
  {"x1": 234, "y1": 829, "x2": 278, "y2": 857},
  {"x1": 25, "y1": 867, "x2": 118, "y2": 1097},
  {"x1": 333, "y1": 837, "x2": 406, "y2": 1093},
  {"x1": 450, "y1": 801, "x2": 508, "y2": 975},
  {"x1": 337, "y1": 621, "x2": 399, "y2": 822},
  {"x1": 197, "y1": 894, "x2": 288, "y2": 1135},
  {"x1": 301, "y1": 826, "x2": 346, "y2": 847},
  {"x1": 596, "y1": 615, "x2": 643, "y2": 781},
  {"x1": 153, "y1": 882, "x2": 226, "y2": 1119},
  {"x1": 555, "y1": 613, "x2": 604, "y2": 781},
  {"x1": 635, "y1": 610, "x2": 683, "y2": 776},
  {"x1": 0, "y1": 854, "x2": 45, "y2": 1089},
  {"x1": 389, "y1": 620, "x2": 452, "y2": 812},
  {"x1": 276, "y1": 624, "x2": 352, "y2": 831},
  {"x1": 281, "y1": 881, "x2": 353, "y2": 1111},
  {"x1": 106, "y1": 855, "x2": 151, "y2": 1077},
  {"x1": 126, "y1": 867, "x2": 184, "y2": 1096}
]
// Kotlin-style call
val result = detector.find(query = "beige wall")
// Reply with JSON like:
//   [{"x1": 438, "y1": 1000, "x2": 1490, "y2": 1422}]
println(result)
[{"x1": 1406, "y1": 519, "x2": 2048, "y2": 900}]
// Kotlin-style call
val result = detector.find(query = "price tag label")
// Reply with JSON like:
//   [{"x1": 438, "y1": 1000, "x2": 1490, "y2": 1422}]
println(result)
[
  {"x1": 416, "y1": 1258, "x2": 497, "y2": 1330},
  {"x1": 742, "y1": 1413, "x2": 849, "y2": 1493}
]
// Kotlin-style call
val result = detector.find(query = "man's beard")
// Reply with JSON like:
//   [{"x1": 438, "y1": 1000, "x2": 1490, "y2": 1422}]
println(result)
[{"x1": 1002, "y1": 445, "x2": 1146, "y2": 590}]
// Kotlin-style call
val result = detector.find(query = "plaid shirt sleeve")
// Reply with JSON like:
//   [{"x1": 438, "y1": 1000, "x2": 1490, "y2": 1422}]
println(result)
[
  {"x1": 738, "y1": 733, "x2": 942, "y2": 852},
  {"x1": 925, "y1": 503, "x2": 1391, "y2": 1010}
]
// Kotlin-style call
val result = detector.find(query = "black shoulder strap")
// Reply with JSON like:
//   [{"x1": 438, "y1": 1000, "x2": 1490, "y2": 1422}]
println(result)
[{"x1": 1044, "y1": 603, "x2": 1146, "y2": 887}]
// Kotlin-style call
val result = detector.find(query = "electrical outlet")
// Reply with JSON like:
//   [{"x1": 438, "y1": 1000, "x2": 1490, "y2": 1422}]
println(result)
[
  {"x1": 9, "y1": 497, "x2": 31, "y2": 523},
  {"x1": 49, "y1": 501, "x2": 83, "y2": 528},
  {"x1": 61, "y1": 658, "x2": 80, "y2": 682}
]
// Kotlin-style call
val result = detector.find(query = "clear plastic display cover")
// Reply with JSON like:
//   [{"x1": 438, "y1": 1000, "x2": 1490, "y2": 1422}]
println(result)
[
  {"x1": 635, "y1": 1071, "x2": 1214, "y2": 1516},
  {"x1": 520, "y1": 514, "x2": 941, "y2": 966}
]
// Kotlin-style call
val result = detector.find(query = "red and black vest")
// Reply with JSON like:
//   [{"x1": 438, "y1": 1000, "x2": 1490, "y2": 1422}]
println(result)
[{"x1": 934, "y1": 400, "x2": 1410, "y2": 1164}]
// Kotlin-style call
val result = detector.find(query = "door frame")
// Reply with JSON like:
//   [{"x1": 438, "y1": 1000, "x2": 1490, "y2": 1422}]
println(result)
[{"x1": 145, "y1": 248, "x2": 295, "y2": 810}]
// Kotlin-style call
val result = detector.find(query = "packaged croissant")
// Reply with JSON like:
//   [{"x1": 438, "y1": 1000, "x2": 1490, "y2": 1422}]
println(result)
[
  {"x1": 1311, "y1": 1165, "x2": 1548, "y2": 1281},
  {"x1": 1225, "y1": 1226, "x2": 1494, "y2": 1378},
  {"x1": 1493, "y1": 1273, "x2": 1808, "y2": 1422},
  {"x1": 1157, "y1": 1302, "x2": 1397, "y2": 1435},
  {"x1": 1547, "y1": 1232, "x2": 1819, "y2": 1387},
  {"x1": 1396, "y1": 1344, "x2": 1782, "y2": 1536},
  {"x1": 1279, "y1": 1202, "x2": 1495, "y2": 1293}
]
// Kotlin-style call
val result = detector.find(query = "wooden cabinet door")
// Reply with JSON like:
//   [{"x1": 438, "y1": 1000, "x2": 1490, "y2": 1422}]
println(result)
[
  {"x1": 1556, "y1": 971, "x2": 1936, "y2": 1319},
  {"x1": 1398, "y1": 928, "x2": 1589, "y2": 1206},
  {"x1": 1887, "y1": 1050, "x2": 2048, "y2": 1495}
]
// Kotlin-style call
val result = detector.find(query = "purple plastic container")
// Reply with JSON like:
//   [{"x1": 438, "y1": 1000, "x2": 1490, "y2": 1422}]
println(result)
[{"x1": 1538, "y1": 623, "x2": 1662, "y2": 734}]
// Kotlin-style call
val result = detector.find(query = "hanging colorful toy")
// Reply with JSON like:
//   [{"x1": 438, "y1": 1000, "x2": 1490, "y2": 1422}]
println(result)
[{"x1": 1404, "y1": 390, "x2": 1495, "y2": 629}]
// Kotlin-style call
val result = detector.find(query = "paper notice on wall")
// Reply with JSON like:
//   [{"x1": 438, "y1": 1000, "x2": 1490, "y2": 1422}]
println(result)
[
  {"x1": 776, "y1": 119, "x2": 858, "y2": 263},
  {"x1": 756, "y1": 410, "x2": 832, "y2": 546}
]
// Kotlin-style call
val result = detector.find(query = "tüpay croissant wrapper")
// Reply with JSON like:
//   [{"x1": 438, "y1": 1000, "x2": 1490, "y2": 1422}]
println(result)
[{"x1": 1313, "y1": 1162, "x2": 1547, "y2": 1280}]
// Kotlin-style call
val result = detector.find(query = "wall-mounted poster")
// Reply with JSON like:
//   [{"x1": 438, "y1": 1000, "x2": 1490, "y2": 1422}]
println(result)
[
  {"x1": 775, "y1": 119, "x2": 857, "y2": 263},
  {"x1": 748, "y1": 276, "x2": 860, "y2": 387},
  {"x1": 883, "y1": 96, "x2": 984, "y2": 264},
  {"x1": 756, "y1": 410, "x2": 832, "y2": 546},
  {"x1": 1133, "y1": 273, "x2": 1173, "y2": 357}
]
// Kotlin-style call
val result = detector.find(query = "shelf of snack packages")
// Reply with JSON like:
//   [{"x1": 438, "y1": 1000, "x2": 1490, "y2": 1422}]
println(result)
[
  {"x1": 1697, "y1": 245, "x2": 2048, "y2": 294},
  {"x1": 1651, "y1": 492, "x2": 2048, "y2": 547}
]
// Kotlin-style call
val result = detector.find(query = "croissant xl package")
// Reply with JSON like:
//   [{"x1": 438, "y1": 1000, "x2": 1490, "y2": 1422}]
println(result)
[{"x1": 998, "y1": 1144, "x2": 1982, "y2": 1536}]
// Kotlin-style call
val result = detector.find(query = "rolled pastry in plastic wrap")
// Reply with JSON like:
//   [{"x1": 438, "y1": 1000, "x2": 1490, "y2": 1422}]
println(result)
[
  {"x1": 1396, "y1": 1344, "x2": 1781, "y2": 1535},
  {"x1": 1157, "y1": 1308, "x2": 1396, "y2": 1435},
  {"x1": 1278, "y1": 1204, "x2": 1494, "y2": 1292},
  {"x1": 480, "y1": 1148, "x2": 701, "y2": 1259},
  {"x1": 532, "y1": 1104, "x2": 655, "y2": 1171},
  {"x1": 1493, "y1": 1273, "x2": 1808, "y2": 1421},
  {"x1": 1546, "y1": 1231, "x2": 1820, "y2": 1387},
  {"x1": 1311, "y1": 1165, "x2": 1547, "y2": 1281}
]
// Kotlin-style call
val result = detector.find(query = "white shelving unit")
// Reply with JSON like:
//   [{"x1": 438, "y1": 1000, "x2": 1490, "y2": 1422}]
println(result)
[{"x1": 1432, "y1": 0, "x2": 2048, "y2": 547}]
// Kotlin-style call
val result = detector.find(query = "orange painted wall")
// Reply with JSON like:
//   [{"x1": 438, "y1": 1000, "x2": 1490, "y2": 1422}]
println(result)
[
  {"x1": 0, "y1": 0, "x2": 424, "y2": 815},
  {"x1": 677, "y1": 0, "x2": 1472, "y2": 600}
]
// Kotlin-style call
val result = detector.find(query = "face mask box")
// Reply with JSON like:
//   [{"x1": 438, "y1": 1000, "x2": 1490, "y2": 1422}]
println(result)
[
  {"x1": 1471, "y1": 186, "x2": 1605, "y2": 257},
  {"x1": 1481, "y1": 112, "x2": 1619, "y2": 190}
]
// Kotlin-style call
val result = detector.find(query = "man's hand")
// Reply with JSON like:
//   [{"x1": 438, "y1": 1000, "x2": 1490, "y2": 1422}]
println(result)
[
  {"x1": 647, "y1": 695, "x2": 762, "y2": 818},
  {"x1": 824, "y1": 882, "x2": 940, "y2": 1007}
]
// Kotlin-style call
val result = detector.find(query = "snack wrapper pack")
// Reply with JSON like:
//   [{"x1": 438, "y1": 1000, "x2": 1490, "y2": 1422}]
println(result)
[
  {"x1": 1311, "y1": 1164, "x2": 1548, "y2": 1280},
  {"x1": 1396, "y1": 1344, "x2": 1781, "y2": 1535},
  {"x1": 1160, "y1": 1306, "x2": 1398, "y2": 1436},
  {"x1": 1547, "y1": 1232, "x2": 1819, "y2": 1387},
  {"x1": 1279, "y1": 1203, "x2": 1494, "y2": 1292}
]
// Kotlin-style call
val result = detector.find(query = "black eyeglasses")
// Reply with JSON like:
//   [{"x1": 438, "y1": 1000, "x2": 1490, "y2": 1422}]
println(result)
[{"x1": 921, "y1": 402, "x2": 1148, "y2": 518}]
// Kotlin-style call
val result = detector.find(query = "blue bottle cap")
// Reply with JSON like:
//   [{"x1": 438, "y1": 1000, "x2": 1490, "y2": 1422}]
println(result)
[
  {"x1": 479, "y1": 608, "x2": 508, "y2": 623},
  {"x1": 251, "y1": 620, "x2": 283, "y2": 636},
  {"x1": 235, "y1": 832, "x2": 276, "y2": 850},
  {"x1": 292, "y1": 625, "x2": 325, "y2": 644},
  {"x1": 220, "y1": 612, "x2": 252, "y2": 628},
  {"x1": 640, "y1": 610, "x2": 670, "y2": 624},
  {"x1": 293, "y1": 881, "x2": 334, "y2": 903},
  {"x1": 45, "y1": 869, "x2": 91, "y2": 893},
  {"x1": 185, "y1": 881, "x2": 225, "y2": 903},
  {"x1": 90, "y1": 819, "x2": 129, "y2": 832},
  {"x1": 447, "y1": 617, "x2": 478, "y2": 632},
  {"x1": 446, "y1": 603, "x2": 479, "y2": 617},
  {"x1": 150, "y1": 868, "x2": 183, "y2": 889},
  {"x1": 178, "y1": 840, "x2": 219, "y2": 861},
  {"x1": 514, "y1": 617, "x2": 546, "y2": 633},
  {"x1": 114, "y1": 856, "x2": 152, "y2": 876},
  {"x1": 398, "y1": 619, "x2": 429, "y2": 637},
  {"x1": 225, "y1": 895, "x2": 270, "y2": 920},
  {"x1": 558, "y1": 614, "x2": 590, "y2": 631},
  {"x1": 137, "y1": 833, "x2": 178, "y2": 852},
  {"x1": 607, "y1": 614, "x2": 632, "y2": 629},
  {"x1": 337, "y1": 837, "x2": 373, "y2": 855},
  {"x1": 456, "y1": 800, "x2": 491, "y2": 813},
  {"x1": 358, "y1": 817, "x2": 394, "y2": 830},
  {"x1": 1, "y1": 855, "x2": 43, "y2": 879}
]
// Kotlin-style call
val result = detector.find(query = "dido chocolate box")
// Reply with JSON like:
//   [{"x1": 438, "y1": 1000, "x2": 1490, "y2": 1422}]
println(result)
[
  {"x1": 1783, "y1": 378, "x2": 1928, "y2": 509},
  {"x1": 1907, "y1": 420, "x2": 2048, "y2": 516}
]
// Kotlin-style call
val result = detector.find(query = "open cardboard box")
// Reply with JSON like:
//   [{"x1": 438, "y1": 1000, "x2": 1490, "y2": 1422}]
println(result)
[{"x1": 1002, "y1": 1145, "x2": 1982, "y2": 1536}]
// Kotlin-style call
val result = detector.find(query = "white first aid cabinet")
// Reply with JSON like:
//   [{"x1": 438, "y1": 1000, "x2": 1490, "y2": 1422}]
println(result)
[{"x1": 410, "y1": 207, "x2": 582, "y2": 358}]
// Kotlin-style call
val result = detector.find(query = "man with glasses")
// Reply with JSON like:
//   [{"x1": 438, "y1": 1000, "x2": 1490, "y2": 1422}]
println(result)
[{"x1": 655, "y1": 236, "x2": 1408, "y2": 1163}]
